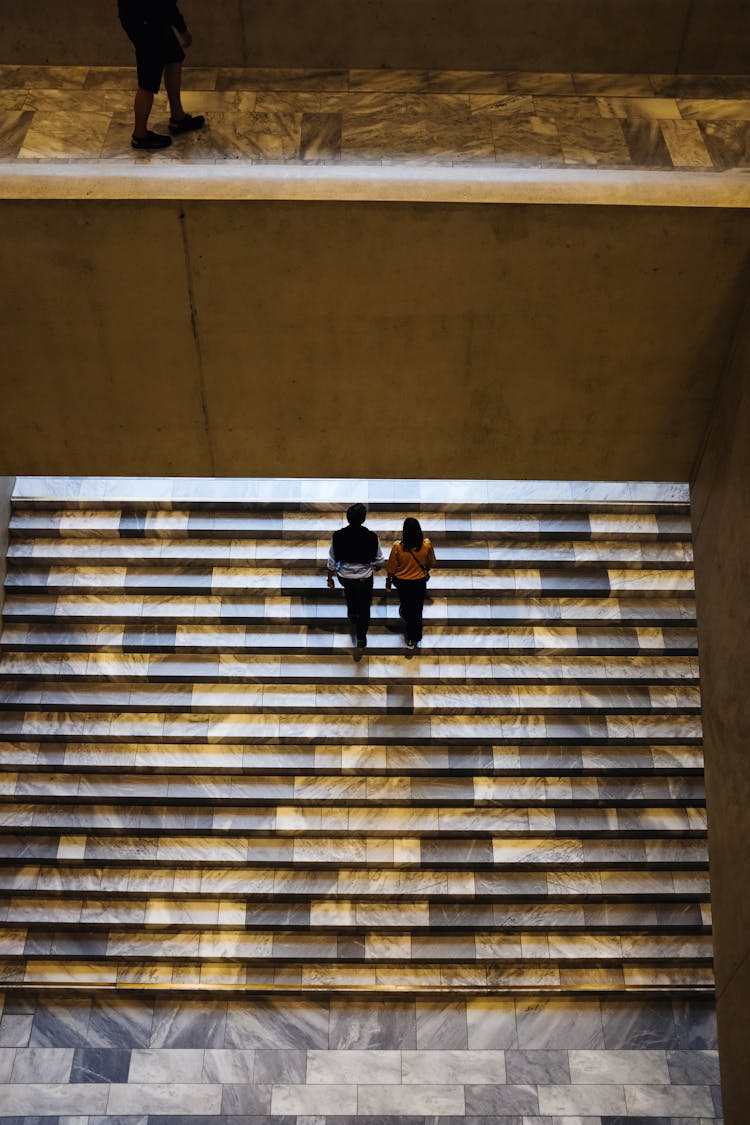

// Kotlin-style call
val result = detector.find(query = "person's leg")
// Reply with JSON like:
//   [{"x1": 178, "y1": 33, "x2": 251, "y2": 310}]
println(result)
[
  {"x1": 164, "y1": 61, "x2": 186, "y2": 122},
  {"x1": 353, "y1": 578, "x2": 373, "y2": 646},
  {"x1": 411, "y1": 578, "x2": 428, "y2": 643},
  {"x1": 340, "y1": 580, "x2": 358, "y2": 630},
  {"x1": 133, "y1": 86, "x2": 154, "y2": 138},
  {"x1": 398, "y1": 580, "x2": 420, "y2": 644}
]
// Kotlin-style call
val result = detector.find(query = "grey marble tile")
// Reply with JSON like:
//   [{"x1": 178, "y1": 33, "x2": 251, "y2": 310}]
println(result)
[
  {"x1": 466, "y1": 1000, "x2": 517, "y2": 1049},
  {"x1": 666, "y1": 1049, "x2": 720, "y2": 1085},
  {"x1": 414, "y1": 1001, "x2": 467, "y2": 1049},
  {"x1": 149, "y1": 1001, "x2": 226, "y2": 1049},
  {"x1": 329, "y1": 1001, "x2": 415, "y2": 1049},
  {"x1": 30, "y1": 1000, "x2": 91, "y2": 1048},
  {"x1": 225, "y1": 1000, "x2": 329, "y2": 1049},
  {"x1": 0, "y1": 1013, "x2": 34, "y2": 1047},
  {"x1": 506, "y1": 1048, "x2": 570, "y2": 1084},
  {"x1": 672, "y1": 1001, "x2": 719, "y2": 1049},
  {"x1": 70, "y1": 1047, "x2": 131, "y2": 1082},
  {"x1": 516, "y1": 1000, "x2": 605, "y2": 1049},
  {"x1": 464, "y1": 1083, "x2": 539, "y2": 1114},
  {"x1": 601, "y1": 1001, "x2": 679, "y2": 1049},
  {"x1": 10, "y1": 1046, "x2": 73, "y2": 1083},
  {"x1": 220, "y1": 1083, "x2": 272, "y2": 1114}
]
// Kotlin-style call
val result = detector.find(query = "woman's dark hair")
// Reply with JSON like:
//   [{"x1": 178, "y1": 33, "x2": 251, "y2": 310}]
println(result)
[{"x1": 402, "y1": 517, "x2": 424, "y2": 551}]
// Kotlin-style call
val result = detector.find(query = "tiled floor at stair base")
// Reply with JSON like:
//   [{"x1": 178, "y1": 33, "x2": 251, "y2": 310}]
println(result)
[
  {"x1": 0, "y1": 480, "x2": 709, "y2": 998},
  {"x1": 0, "y1": 65, "x2": 749, "y2": 170},
  {"x1": 0, "y1": 992, "x2": 722, "y2": 1121}
]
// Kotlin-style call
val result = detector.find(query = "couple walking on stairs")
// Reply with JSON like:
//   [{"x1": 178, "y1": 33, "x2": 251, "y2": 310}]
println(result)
[{"x1": 326, "y1": 502, "x2": 437, "y2": 652}]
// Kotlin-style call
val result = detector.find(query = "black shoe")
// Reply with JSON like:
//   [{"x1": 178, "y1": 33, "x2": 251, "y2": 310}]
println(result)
[
  {"x1": 131, "y1": 130, "x2": 172, "y2": 150},
  {"x1": 169, "y1": 113, "x2": 205, "y2": 134}
]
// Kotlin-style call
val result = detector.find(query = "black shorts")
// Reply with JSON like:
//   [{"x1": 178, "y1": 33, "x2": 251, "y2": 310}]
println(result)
[{"x1": 121, "y1": 20, "x2": 185, "y2": 94}]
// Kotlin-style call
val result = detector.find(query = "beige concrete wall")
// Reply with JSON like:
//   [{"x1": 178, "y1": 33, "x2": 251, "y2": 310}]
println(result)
[
  {"x1": 1, "y1": 200, "x2": 749, "y2": 480},
  {"x1": 691, "y1": 292, "x2": 750, "y2": 1125},
  {"x1": 0, "y1": 477, "x2": 15, "y2": 625},
  {"x1": 3, "y1": 0, "x2": 750, "y2": 72}
]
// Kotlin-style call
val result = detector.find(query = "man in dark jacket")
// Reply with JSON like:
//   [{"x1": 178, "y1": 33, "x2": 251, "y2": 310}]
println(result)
[
  {"x1": 327, "y1": 503, "x2": 384, "y2": 651},
  {"x1": 118, "y1": 0, "x2": 205, "y2": 150}
]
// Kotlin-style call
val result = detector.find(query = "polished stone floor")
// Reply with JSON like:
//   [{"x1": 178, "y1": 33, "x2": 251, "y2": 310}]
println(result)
[{"x1": 0, "y1": 65, "x2": 749, "y2": 169}]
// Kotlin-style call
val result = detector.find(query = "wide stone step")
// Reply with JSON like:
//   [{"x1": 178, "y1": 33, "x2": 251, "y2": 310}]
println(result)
[
  {"x1": 1, "y1": 590, "x2": 698, "y2": 627},
  {"x1": 6, "y1": 537, "x2": 693, "y2": 568},
  {"x1": 0, "y1": 923, "x2": 713, "y2": 963},
  {"x1": 0, "y1": 958, "x2": 715, "y2": 992},
  {"x1": 0, "y1": 891, "x2": 711, "y2": 928},
  {"x1": 0, "y1": 801, "x2": 707, "y2": 834},
  {"x1": 11, "y1": 477, "x2": 691, "y2": 510},
  {"x1": 0, "y1": 834, "x2": 708, "y2": 866},
  {"x1": 5, "y1": 565, "x2": 696, "y2": 598},
  {"x1": 0, "y1": 770, "x2": 705, "y2": 805},
  {"x1": 0, "y1": 711, "x2": 704, "y2": 743},
  {"x1": 0, "y1": 681, "x2": 703, "y2": 714},
  {"x1": 0, "y1": 740, "x2": 705, "y2": 774},
  {"x1": 0, "y1": 850, "x2": 710, "y2": 886},
  {"x1": 0, "y1": 623, "x2": 699, "y2": 656},
  {"x1": 9, "y1": 508, "x2": 692, "y2": 540},
  {"x1": 0, "y1": 651, "x2": 699, "y2": 686}
]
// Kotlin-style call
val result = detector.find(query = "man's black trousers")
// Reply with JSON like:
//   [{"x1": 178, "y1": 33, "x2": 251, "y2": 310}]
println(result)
[{"x1": 339, "y1": 576, "x2": 373, "y2": 644}]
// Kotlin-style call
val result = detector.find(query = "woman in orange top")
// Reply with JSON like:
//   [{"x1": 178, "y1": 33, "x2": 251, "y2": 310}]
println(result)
[{"x1": 385, "y1": 517, "x2": 437, "y2": 649}]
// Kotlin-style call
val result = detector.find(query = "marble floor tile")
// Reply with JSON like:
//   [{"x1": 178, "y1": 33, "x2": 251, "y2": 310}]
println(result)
[
  {"x1": 0, "y1": 65, "x2": 89, "y2": 89},
  {"x1": 321, "y1": 91, "x2": 408, "y2": 116},
  {"x1": 300, "y1": 112, "x2": 341, "y2": 162},
  {"x1": 491, "y1": 115, "x2": 562, "y2": 165},
  {"x1": 660, "y1": 120, "x2": 714, "y2": 168},
  {"x1": 403, "y1": 93, "x2": 473, "y2": 121},
  {"x1": 534, "y1": 95, "x2": 601, "y2": 120},
  {"x1": 256, "y1": 91, "x2": 321, "y2": 114},
  {"x1": 216, "y1": 68, "x2": 348, "y2": 91},
  {"x1": 0, "y1": 110, "x2": 33, "y2": 157},
  {"x1": 470, "y1": 94, "x2": 534, "y2": 117},
  {"x1": 597, "y1": 96, "x2": 682, "y2": 120},
  {"x1": 350, "y1": 69, "x2": 429, "y2": 92},
  {"x1": 573, "y1": 73, "x2": 656, "y2": 95},
  {"x1": 699, "y1": 119, "x2": 750, "y2": 167},
  {"x1": 18, "y1": 109, "x2": 111, "y2": 160},
  {"x1": 429, "y1": 70, "x2": 510, "y2": 94},
  {"x1": 0, "y1": 90, "x2": 29, "y2": 109},
  {"x1": 621, "y1": 119, "x2": 674, "y2": 166},
  {"x1": 83, "y1": 67, "x2": 138, "y2": 90},
  {"x1": 651, "y1": 74, "x2": 727, "y2": 98},
  {"x1": 679, "y1": 97, "x2": 750, "y2": 119},
  {"x1": 558, "y1": 117, "x2": 631, "y2": 166},
  {"x1": 508, "y1": 72, "x2": 576, "y2": 94}
]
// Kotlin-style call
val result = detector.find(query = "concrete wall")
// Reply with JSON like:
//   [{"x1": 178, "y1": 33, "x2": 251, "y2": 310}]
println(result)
[
  {"x1": 691, "y1": 293, "x2": 750, "y2": 1125},
  {"x1": 0, "y1": 476, "x2": 14, "y2": 626},
  {"x1": 1, "y1": 200, "x2": 749, "y2": 480},
  {"x1": 3, "y1": 0, "x2": 750, "y2": 72}
]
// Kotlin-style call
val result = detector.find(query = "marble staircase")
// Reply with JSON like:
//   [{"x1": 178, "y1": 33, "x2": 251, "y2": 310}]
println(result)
[{"x1": 0, "y1": 479, "x2": 709, "y2": 996}]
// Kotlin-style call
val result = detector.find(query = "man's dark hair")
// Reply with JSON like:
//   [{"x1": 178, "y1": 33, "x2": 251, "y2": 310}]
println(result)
[{"x1": 346, "y1": 503, "x2": 367, "y2": 525}]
